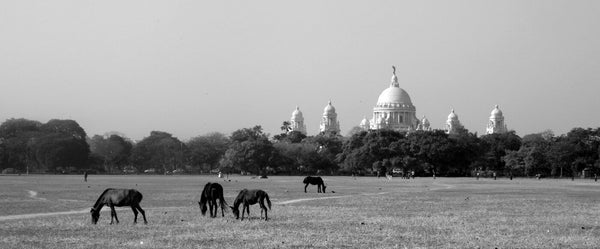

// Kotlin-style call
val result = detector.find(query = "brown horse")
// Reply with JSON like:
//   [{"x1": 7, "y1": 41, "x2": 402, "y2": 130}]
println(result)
[
  {"x1": 229, "y1": 189, "x2": 271, "y2": 221},
  {"x1": 90, "y1": 188, "x2": 147, "y2": 225},
  {"x1": 198, "y1": 182, "x2": 228, "y2": 218}
]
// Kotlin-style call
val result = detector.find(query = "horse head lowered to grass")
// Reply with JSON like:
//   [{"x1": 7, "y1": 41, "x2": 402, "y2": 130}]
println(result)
[
  {"x1": 90, "y1": 188, "x2": 147, "y2": 225},
  {"x1": 303, "y1": 176, "x2": 326, "y2": 193},
  {"x1": 229, "y1": 189, "x2": 271, "y2": 221},
  {"x1": 198, "y1": 182, "x2": 228, "y2": 218}
]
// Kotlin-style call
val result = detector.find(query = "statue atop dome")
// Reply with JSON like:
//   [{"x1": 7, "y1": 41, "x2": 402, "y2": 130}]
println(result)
[{"x1": 391, "y1": 65, "x2": 399, "y2": 87}]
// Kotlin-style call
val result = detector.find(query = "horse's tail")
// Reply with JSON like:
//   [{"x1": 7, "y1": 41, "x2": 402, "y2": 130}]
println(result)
[
  {"x1": 219, "y1": 196, "x2": 228, "y2": 211},
  {"x1": 265, "y1": 193, "x2": 271, "y2": 210}
]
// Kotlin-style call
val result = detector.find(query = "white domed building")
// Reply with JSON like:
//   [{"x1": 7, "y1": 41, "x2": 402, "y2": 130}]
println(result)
[
  {"x1": 320, "y1": 100, "x2": 340, "y2": 135},
  {"x1": 445, "y1": 109, "x2": 464, "y2": 134},
  {"x1": 369, "y1": 67, "x2": 419, "y2": 131},
  {"x1": 417, "y1": 116, "x2": 432, "y2": 131},
  {"x1": 359, "y1": 117, "x2": 370, "y2": 131},
  {"x1": 486, "y1": 105, "x2": 508, "y2": 134},
  {"x1": 290, "y1": 106, "x2": 307, "y2": 135}
]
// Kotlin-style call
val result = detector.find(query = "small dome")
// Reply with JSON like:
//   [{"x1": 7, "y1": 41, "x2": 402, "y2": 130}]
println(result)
[
  {"x1": 360, "y1": 117, "x2": 370, "y2": 126},
  {"x1": 490, "y1": 105, "x2": 503, "y2": 118},
  {"x1": 421, "y1": 116, "x2": 430, "y2": 126},
  {"x1": 448, "y1": 109, "x2": 458, "y2": 120},
  {"x1": 323, "y1": 100, "x2": 336, "y2": 115},
  {"x1": 291, "y1": 106, "x2": 303, "y2": 121}
]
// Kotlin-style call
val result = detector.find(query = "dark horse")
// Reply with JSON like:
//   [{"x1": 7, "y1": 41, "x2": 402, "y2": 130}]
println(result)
[
  {"x1": 90, "y1": 188, "x2": 147, "y2": 225},
  {"x1": 198, "y1": 182, "x2": 228, "y2": 218},
  {"x1": 303, "y1": 176, "x2": 326, "y2": 193},
  {"x1": 230, "y1": 189, "x2": 271, "y2": 221}
]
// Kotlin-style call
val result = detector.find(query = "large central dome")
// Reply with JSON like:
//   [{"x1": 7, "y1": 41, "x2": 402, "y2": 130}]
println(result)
[
  {"x1": 369, "y1": 66, "x2": 419, "y2": 131},
  {"x1": 376, "y1": 86, "x2": 413, "y2": 107}
]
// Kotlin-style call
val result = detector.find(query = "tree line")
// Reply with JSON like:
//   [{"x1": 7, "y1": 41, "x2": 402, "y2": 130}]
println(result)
[{"x1": 1, "y1": 118, "x2": 598, "y2": 177}]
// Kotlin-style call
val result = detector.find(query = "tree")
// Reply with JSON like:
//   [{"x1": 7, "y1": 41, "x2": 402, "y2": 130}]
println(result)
[
  {"x1": 337, "y1": 130, "x2": 405, "y2": 175},
  {"x1": 30, "y1": 132, "x2": 90, "y2": 173},
  {"x1": 0, "y1": 118, "x2": 42, "y2": 172},
  {"x1": 448, "y1": 130, "x2": 488, "y2": 176},
  {"x1": 25, "y1": 119, "x2": 90, "y2": 173},
  {"x1": 273, "y1": 142, "x2": 320, "y2": 174},
  {"x1": 400, "y1": 130, "x2": 455, "y2": 176},
  {"x1": 219, "y1": 126, "x2": 275, "y2": 175},
  {"x1": 187, "y1": 132, "x2": 230, "y2": 173},
  {"x1": 303, "y1": 134, "x2": 343, "y2": 174},
  {"x1": 130, "y1": 131, "x2": 186, "y2": 174},
  {"x1": 89, "y1": 134, "x2": 133, "y2": 173},
  {"x1": 480, "y1": 131, "x2": 522, "y2": 173}
]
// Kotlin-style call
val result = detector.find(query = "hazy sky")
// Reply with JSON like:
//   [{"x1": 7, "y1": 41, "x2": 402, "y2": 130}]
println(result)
[{"x1": 1, "y1": 1, "x2": 599, "y2": 141}]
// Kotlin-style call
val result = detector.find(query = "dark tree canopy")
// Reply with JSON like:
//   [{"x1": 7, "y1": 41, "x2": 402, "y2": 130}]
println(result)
[
  {"x1": 130, "y1": 131, "x2": 186, "y2": 174},
  {"x1": 187, "y1": 132, "x2": 230, "y2": 173}
]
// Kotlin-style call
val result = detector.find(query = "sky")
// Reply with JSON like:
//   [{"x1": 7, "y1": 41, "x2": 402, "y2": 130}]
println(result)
[{"x1": 1, "y1": 1, "x2": 599, "y2": 141}]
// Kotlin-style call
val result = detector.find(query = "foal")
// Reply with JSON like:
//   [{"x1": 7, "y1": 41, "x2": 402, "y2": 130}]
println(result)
[
  {"x1": 90, "y1": 188, "x2": 147, "y2": 225},
  {"x1": 230, "y1": 189, "x2": 271, "y2": 221}
]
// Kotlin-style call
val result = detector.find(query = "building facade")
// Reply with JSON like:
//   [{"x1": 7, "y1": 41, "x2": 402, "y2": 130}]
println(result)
[
  {"x1": 486, "y1": 105, "x2": 508, "y2": 134},
  {"x1": 290, "y1": 106, "x2": 307, "y2": 135},
  {"x1": 320, "y1": 100, "x2": 340, "y2": 135},
  {"x1": 445, "y1": 109, "x2": 464, "y2": 134},
  {"x1": 369, "y1": 66, "x2": 419, "y2": 131}
]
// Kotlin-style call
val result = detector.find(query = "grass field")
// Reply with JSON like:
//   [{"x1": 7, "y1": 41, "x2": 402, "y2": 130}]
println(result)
[{"x1": 1, "y1": 175, "x2": 599, "y2": 249}]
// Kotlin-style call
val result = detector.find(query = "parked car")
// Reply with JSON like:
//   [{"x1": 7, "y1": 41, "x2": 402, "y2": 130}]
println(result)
[
  {"x1": 144, "y1": 168, "x2": 156, "y2": 174},
  {"x1": 171, "y1": 168, "x2": 185, "y2": 174}
]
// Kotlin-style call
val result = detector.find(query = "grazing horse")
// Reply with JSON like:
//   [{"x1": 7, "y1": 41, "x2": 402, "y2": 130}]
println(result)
[
  {"x1": 198, "y1": 182, "x2": 228, "y2": 218},
  {"x1": 229, "y1": 189, "x2": 271, "y2": 221},
  {"x1": 303, "y1": 176, "x2": 326, "y2": 193},
  {"x1": 90, "y1": 188, "x2": 147, "y2": 225}
]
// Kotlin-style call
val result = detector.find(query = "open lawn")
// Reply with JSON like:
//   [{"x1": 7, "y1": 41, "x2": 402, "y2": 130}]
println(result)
[{"x1": 1, "y1": 175, "x2": 599, "y2": 248}]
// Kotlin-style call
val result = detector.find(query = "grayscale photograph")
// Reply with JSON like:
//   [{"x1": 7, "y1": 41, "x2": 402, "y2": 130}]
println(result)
[{"x1": 1, "y1": 1, "x2": 599, "y2": 248}]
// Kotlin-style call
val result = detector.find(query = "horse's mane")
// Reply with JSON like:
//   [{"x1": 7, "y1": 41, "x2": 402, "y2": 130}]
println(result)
[
  {"x1": 92, "y1": 188, "x2": 114, "y2": 210},
  {"x1": 232, "y1": 189, "x2": 248, "y2": 209},
  {"x1": 200, "y1": 183, "x2": 212, "y2": 203}
]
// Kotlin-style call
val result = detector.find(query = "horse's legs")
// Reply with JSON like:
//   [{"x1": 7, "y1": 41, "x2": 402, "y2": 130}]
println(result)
[
  {"x1": 259, "y1": 198, "x2": 267, "y2": 220},
  {"x1": 209, "y1": 200, "x2": 215, "y2": 218},
  {"x1": 304, "y1": 183, "x2": 309, "y2": 193},
  {"x1": 317, "y1": 184, "x2": 321, "y2": 193},
  {"x1": 213, "y1": 201, "x2": 218, "y2": 217},
  {"x1": 241, "y1": 204, "x2": 246, "y2": 221},
  {"x1": 109, "y1": 204, "x2": 119, "y2": 224},
  {"x1": 220, "y1": 198, "x2": 225, "y2": 217},
  {"x1": 136, "y1": 205, "x2": 148, "y2": 224},
  {"x1": 131, "y1": 206, "x2": 139, "y2": 224}
]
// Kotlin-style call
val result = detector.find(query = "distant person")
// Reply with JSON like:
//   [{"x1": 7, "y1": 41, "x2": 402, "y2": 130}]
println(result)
[
  {"x1": 476, "y1": 172, "x2": 480, "y2": 180},
  {"x1": 595, "y1": 174, "x2": 597, "y2": 182},
  {"x1": 84, "y1": 171, "x2": 88, "y2": 182},
  {"x1": 493, "y1": 172, "x2": 497, "y2": 180}
]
